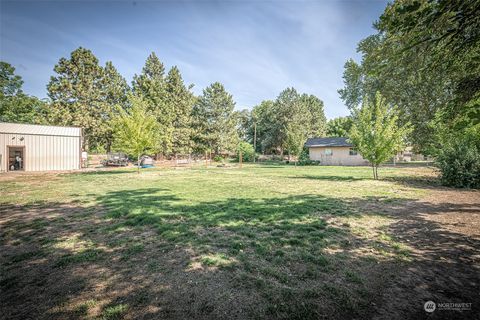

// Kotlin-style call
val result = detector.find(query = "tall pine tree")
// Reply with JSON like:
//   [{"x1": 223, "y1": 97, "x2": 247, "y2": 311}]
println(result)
[
  {"x1": 48, "y1": 47, "x2": 110, "y2": 151},
  {"x1": 165, "y1": 66, "x2": 195, "y2": 156},
  {"x1": 193, "y1": 82, "x2": 238, "y2": 154},
  {"x1": 102, "y1": 61, "x2": 130, "y2": 151},
  {"x1": 103, "y1": 61, "x2": 129, "y2": 107},
  {"x1": 132, "y1": 52, "x2": 174, "y2": 155}
]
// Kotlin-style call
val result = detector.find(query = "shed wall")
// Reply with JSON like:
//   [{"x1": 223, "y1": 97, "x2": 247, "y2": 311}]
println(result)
[
  {"x1": 0, "y1": 133, "x2": 80, "y2": 172},
  {"x1": 309, "y1": 146, "x2": 369, "y2": 166}
]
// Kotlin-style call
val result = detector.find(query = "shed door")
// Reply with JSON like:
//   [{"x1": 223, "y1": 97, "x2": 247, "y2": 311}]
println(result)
[{"x1": 8, "y1": 147, "x2": 25, "y2": 171}]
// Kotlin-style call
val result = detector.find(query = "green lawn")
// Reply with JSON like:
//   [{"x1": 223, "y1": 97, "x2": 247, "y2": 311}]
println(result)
[{"x1": 0, "y1": 164, "x2": 437, "y2": 319}]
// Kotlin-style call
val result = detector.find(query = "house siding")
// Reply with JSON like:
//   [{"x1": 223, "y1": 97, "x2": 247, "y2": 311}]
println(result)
[
  {"x1": 308, "y1": 146, "x2": 369, "y2": 166},
  {"x1": 0, "y1": 123, "x2": 81, "y2": 172}
]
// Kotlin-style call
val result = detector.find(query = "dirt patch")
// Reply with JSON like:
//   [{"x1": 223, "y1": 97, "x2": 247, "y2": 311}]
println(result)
[
  {"x1": 1, "y1": 184, "x2": 479, "y2": 319},
  {"x1": 371, "y1": 188, "x2": 480, "y2": 319}
]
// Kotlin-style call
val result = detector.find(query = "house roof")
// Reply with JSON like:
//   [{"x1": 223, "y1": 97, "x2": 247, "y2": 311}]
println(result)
[
  {"x1": 0, "y1": 122, "x2": 82, "y2": 137},
  {"x1": 305, "y1": 137, "x2": 353, "y2": 147}
]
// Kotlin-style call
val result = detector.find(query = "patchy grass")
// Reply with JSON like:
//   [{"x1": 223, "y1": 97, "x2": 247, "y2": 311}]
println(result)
[
  {"x1": 1, "y1": 164, "x2": 460, "y2": 319},
  {"x1": 199, "y1": 253, "x2": 235, "y2": 268},
  {"x1": 101, "y1": 303, "x2": 128, "y2": 320}
]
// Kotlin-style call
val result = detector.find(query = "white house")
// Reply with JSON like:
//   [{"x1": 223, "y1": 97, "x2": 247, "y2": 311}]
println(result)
[
  {"x1": 0, "y1": 122, "x2": 82, "y2": 172},
  {"x1": 305, "y1": 137, "x2": 369, "y2": 166}
]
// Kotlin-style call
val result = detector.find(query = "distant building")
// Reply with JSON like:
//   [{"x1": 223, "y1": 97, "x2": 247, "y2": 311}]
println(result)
[
  {"x1": 395, "y1": 146, "x2": 433, "y2": 162},
  {"x1": 0, "y1": 122, "x2": 82, "y2": 172},
  {"x1": 305, "y1": 137, "x2": 369, "y2": 166}
]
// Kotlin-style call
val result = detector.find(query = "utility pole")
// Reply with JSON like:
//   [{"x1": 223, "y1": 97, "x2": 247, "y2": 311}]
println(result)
[{"x1": 253, "y1": 122, "x2": 257, "y2": 163}]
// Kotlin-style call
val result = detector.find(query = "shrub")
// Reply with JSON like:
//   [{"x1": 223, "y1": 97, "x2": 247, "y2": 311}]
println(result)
[
  {"x1": 236, "y1": 142, "x2": 255, "y2": 162},
  {"x1": 297, "y1": 147, "x2": 320, "y2": 166},
  {"x1": 213, "y1": 155, "x2": 224, "y2": 162},
  {"x1": 298, "y1": 159, "x2": 321, "y2": 166},
  {"x1": 298, "y1": 147, "x2": 309, "y2": 162},
  {"x1": 436, "y1": 128, "x2": 480, "y2": 188}
]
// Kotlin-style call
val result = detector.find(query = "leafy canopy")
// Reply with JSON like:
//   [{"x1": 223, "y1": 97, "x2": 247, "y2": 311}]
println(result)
[
  {"x1": 350, "y1": 92, "x2": 412, "y2": 179},
  {"x1": 326, "y1": 117, "x2": 353, "y2": 137},
  {"x1": 236, "y1": 141, "x2": 255, "y2": 162},
  {"x1": 47, "y1": 47, "x2": 127, "y2": 151},
  {"x1": 338, "y1": 0, "x2": 479, "y2": 154},
  {"x1": 112, "y1": 94, "x2": 159, "y2": 163},
  {"x1": 248, "y1": 88, "x2": 326, "y2": 155},
  {"x1": 0, "y1": 61, "x2": 49, "y2": 124}
]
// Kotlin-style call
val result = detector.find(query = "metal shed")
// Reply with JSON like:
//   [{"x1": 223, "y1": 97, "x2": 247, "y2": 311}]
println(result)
[{"x1": 0, "y1": 122, "x2": 82, "y2": 172}]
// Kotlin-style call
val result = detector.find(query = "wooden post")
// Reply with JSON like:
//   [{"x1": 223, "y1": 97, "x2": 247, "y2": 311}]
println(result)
[
  {"x1": 253, "y1": 122, "x2": 257, "y2": 163},
  {"x1": 239, "y1": 151, "x2": 243, "y2": 168}
]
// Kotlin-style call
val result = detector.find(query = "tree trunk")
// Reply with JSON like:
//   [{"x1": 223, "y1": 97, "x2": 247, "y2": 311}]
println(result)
[
  {"x1": 253, "y1": 123, "x2": 257, "y2": 163},
  {"x1": 372, "y1": 164, "x2": 376, "y2": 179},
  {"x1": 375, "y1": 165, "x2": 379, "y2": 180},
  {"x1": 137, "y1": 154, "x2": 140, "y2": 174}
]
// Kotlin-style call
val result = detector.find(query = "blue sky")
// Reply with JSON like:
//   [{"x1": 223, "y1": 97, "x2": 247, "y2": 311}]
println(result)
[{"x1": 0, "y1": 0, "x2": 387, "y2": 119}]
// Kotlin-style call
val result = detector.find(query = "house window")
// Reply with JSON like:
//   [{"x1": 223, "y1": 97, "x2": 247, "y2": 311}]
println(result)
[
  {"x1": 349, "y1": 148, "x2": 357, "y2": 156},
  {"x1": 324, "y1": 149, "x2": 332, "y2": 156}
]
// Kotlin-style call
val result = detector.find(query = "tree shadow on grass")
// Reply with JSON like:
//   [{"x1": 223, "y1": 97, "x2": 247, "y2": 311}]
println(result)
[
  {"x1": 1, "y1": 188, "x2": 479, "y2": 319},
  {"x1": 382, "y1": 174, "x2": 442, "y2": 189},
  {"x1": 74, "y1": 169, "x2": 136, "y2": 176},
  {"x1": 289, "y1": 172, "x2": 446, "y2": 192},
  {"x1": 290, "y1": 175, "x2": 365, "y2": 182}
]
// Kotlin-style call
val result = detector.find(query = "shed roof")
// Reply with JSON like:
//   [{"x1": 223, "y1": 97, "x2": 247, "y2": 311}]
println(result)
[
  {"x1": 0, "y1": 122, "x2": 81, "y2": 137},
  {"x1": 305, "y1": 137, "x2": 353, "y2": 147}
]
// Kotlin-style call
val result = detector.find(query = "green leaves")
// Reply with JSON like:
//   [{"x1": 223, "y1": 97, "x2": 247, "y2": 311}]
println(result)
[
  {"x1": 0, "y1": 61, "x2": 50, "y2": 124},
  {"x1": 350, "y1": 92, "x2": 412, "y2": 179},
  {"x1": 0, "y1": 61, "x2": 23, "y2": 97},
  {"x1": 250, "y1": 88, "x2": 326, "y2": 156},
  {"x1": 165, "y1": 66, "x2": 195, "y2": 155},
  {"x1": 47, "y1": 47, "x2": 128, "y2": 151},
  {"x1": 192, "y1": 82, "x2": 238, "y2": 154},
  {"x1": 236, "y1": 141, "x2": 255, "y2": 162},
  {"x1": 436, "y1": 125, "x2": 480, "y2": 188},
  {"x1": 132, "y1": 53, "x2": 196, "y2": 156},
  {"x1": 112, "y1": 93, "x2": 159, "y2": 163},
  {"x1": 339, "y1": 0, "x2": 480, "y2": 153},
  {"x1": 338, "y1": 59, "x2": 364, "y2": 111},
  {"x1": 326, "y1": 117, "x2": 353, "y2": 138},
  {"x1": 132, "y1": 52, "x2": 171, "y2": 154}
]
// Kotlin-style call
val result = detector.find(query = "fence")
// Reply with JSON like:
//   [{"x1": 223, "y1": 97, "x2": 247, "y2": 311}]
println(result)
[{"x1": 85, "y1": 153, "x2": 291, "y2": 169}]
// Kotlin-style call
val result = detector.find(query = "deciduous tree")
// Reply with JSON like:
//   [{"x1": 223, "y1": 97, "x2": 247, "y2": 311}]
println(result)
[
  {"x1": 0, "y1": 61, "x2": 50, "y2": 124},
  {"x1": 302, "y1": 93, "x2": 327, "y2": 138},
  {"x1": 112, "y1": 94, "x2": 159, "y2": 173},
  {"x1": 350, "y1": 92, "x2": 412, "y2": 179},
  {"x1": 326, "y1": 117, "x2": 353, "y2": 137}
]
